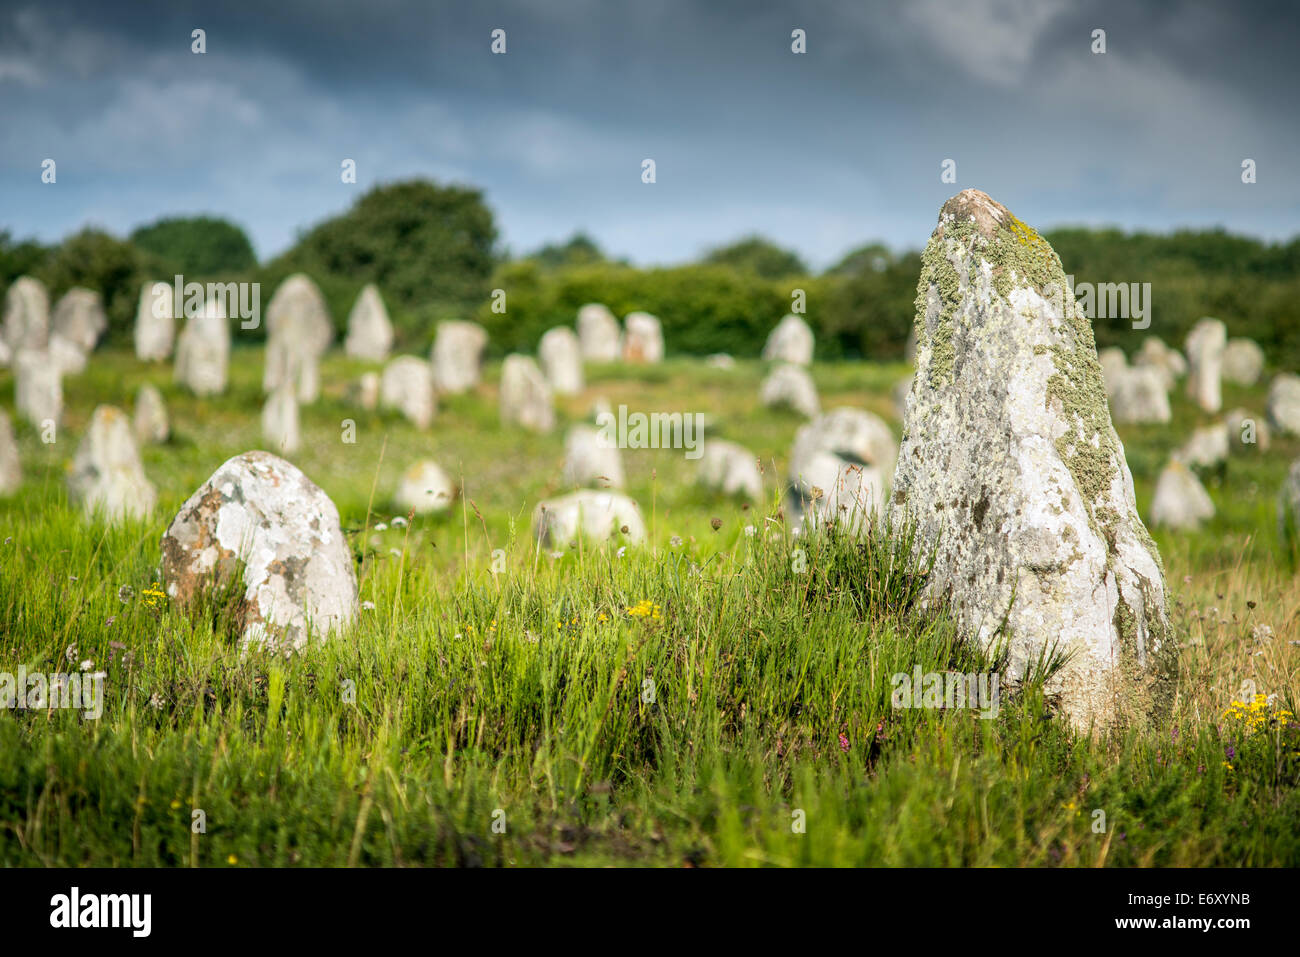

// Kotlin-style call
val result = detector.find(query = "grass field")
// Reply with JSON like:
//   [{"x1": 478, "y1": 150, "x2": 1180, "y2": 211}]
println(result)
[{"x1": 1, "y1": 346, "x2": 1298, "y2": 866}]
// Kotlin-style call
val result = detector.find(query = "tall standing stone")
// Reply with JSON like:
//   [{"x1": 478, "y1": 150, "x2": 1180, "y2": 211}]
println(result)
[
  {"x1": 890, "y1": 189, "x2": 1170, "y2": 731},
  {"x1": 160, "y1": 452, "x2": 358, "y2": 652},
  {"x1": 762, "y1": 314, "x2": 814, "y2": 366},
  {"x1": 51, "y1": 287, "x2": 107, "y2": 355},
  {"x1": 1150, "y1": 460, "x2": 1215, "y2": 530},
  {"x1": 500, "y1": 355, "x2": 555, "y2": 433},
  {"x1": 379, "y1": 356, "x2": 436, "y2": 429},
  {"x1": 174, "y1": 299, "x2": 230, "y2": 396},
  {"x1": 262, "y1": 384, "x2": 301, "y2": 455},
  {"x1": 344, "y1": 283, "x2": 394, "y2": 361},
  {"x1": 0, "y1": 410, "x2": 20, "y2": 496},
  {"x1": 621, "y1": 312, "x2": 664, "y2": 363},
  {"x1": 133, "y1": 383, "x2": 170, "y2": 445},
  {"x1": 1185, "y1": 318, "x2": 1227, "y2": 413},
  {"x1": 539, "y1": 326, "x2": 584, "y2": 395},
  {"x1": 264, "y1": 274, "x2": 332, "y2": 403},
  {"x1": 576, "y1": 303, "x2": 621, "y2": 361},
  {"x1": 2, "y1": 276, "x2": 49, "y2": 354},
  {"x1": 134, "y1": 280, "x2": 175, "y2": 361},
  {"x1": 430, "y1": 320, "x2": 488, "y2": 393},
  {"x1": 67, "y1": 405, "x2": 156, "y2": 521},
  {"x1": 13, "y1": 350, "x2": 61, "y2": 429}
]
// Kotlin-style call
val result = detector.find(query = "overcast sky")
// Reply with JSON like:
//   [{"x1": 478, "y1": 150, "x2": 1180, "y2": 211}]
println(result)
[{"x1": 1, "y1": 0, "x2": 1296, "y2": 269}]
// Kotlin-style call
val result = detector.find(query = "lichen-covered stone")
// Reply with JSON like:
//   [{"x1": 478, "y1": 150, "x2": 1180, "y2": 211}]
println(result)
[
  {"x1": 760, "y1": 363, "x2": 819, "y2": 418},
  {"x1": 621, "y1": 312, "x2": 663, "y2": 364},
  {"x1": 1185, "y1": 318, "x2": 1226, "y2": 413},
  {"x1": 891, "y1": 189, "x2": 1171, "y2": 731},
  {"x1": 68, "y1": 405, "x2": 156, "y2": 521},
  {"x1": 380, "y1": 356, "x2": 435, "y2": 429},
  {"x1": 160, "y1": 451, "x2": 358, "y2": 653},
  {"x1": 532, "y1": 490, "x2": 645, "y2": 546},
  {"x1": 1150, "y1": 460, "x2": 1214, "y2": 530},
  {"x1": 697, "y1": 439, "x2": 763, "y2": 501},
  {"x1": 576, "y1": 304, "x2": 621, "y2": 362},
  {"x1": 762, "y1": 314, "x2": 814, "y2": 366},
  {"x1": 133, "y1": 383, "x2": 169, "y2": 445},
  {"x1": 500, "y1": 354, "x2": 554, "y2": 433},
  {"x1": 394, "y1": 460, "x2": 455, "y2": 514},
  {"x1": 539, "y1": 326, "x2": 584, "y2": 395},
  {"x1": 134, "y1": 281, "x2": 175, "y2": 361},
  {"x1": 343, "y1": 284, "x2": 393, "y2": 362},
  {"x1": 430, "y1": 320, "x2": 488, "y2": 393}
]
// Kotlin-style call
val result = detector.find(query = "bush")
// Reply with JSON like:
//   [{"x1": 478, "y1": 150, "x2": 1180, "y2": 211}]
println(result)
[{"x1": 130, "y1": 216, "x2": 257, "y2": 277}]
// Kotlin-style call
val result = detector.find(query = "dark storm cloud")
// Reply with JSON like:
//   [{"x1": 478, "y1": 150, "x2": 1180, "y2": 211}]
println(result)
[{"x1": 1, "y1": 0, "x2": 1296, "y2": 267}]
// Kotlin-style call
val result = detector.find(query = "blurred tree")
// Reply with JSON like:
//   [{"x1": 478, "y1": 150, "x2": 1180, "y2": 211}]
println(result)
[
  {"x1": 529, "y1": 233, "x2": 609, "y2": 269},
  {"x1": 0, "y1": 232, "x2": 49, "y2": 289},
  {"x1": 703, "y1": 235, "x2": 808, "y2": 279},
  {"x1": 37, "y1": 228, "x2": 144, "y2": 343},
  {"x1": 130, "y1": 215, "x2": 257, "y2": 276}
]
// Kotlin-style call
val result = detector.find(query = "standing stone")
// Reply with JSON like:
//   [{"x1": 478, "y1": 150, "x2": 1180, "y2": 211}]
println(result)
[
  {"x1": 1222, "y1": 338, "x2": 1264, "y2": 386},
  {"x1": 621, "y1": 312, "x2": 664, "y2": 363},
  {"x1": 562, "y1": 425, "x2": 625, "y2": 488},
  {"x1": 1278, "y1": 459, "x2": 1300, "y2": 549},
  {"x1": 533, "y1": 490, "x2": 645, "y2": 546},
  {"x1": 262, "y1": 384, "x2": 301, "y2": 455},
  {"x1": 51, "y1": 287, "x2": 106, "y2": 354},
  {"x1": 264, "y1": 274, "x2": 332, "y2": 403},
  {"x1": 1134, "y1": 335, "x2": 1187, "y2": 388},
  {"x1": 344, "y1": 284, "x2": 394, "y2": 361},
  {"x1": 762, "y1": 314, "x2": 814, "y2": 366},
  {"x1": 1267, "y1": 373, "x2": 1300, "y2": 437},
  {"x1": 706, "y1": 353, "x2": 735, "y2": 370},
  {"x1": 2, "y1": 276, "x2": 49, "y2": 353},
  {"x1": 160, "y1": 451, "x2": 358, "y2": 653},
  {"x1": 379, "y1": 356, "x2": 436, "y2": 429},
  {"x1": 13, "y1": 350, "x2": 62, "y2": 429},
  {"x1": 890, "y1": 189, "x2": 1170, "y2": 731},
  {"x1": 134, "y1": 280, "x2": 175, "y2": 361},
  {"x1": 576, "y1": 303, "x2": 621, "y2": 361},
  {"x1": 697, "y1": 439, "x2": 763, "y2": 500},
  {"x1": 1225, "y1": 407, "x2": 1270, "y2": 451},
  {"x1": 1109, "y1": 367, "x2": 1172, "y2": 424},
  {"x1": 1185, "y1": 318, "x2": 1227, "y2": 413},
  {"x1": 394, "y1": 460, "x2": 456, "y2": 514},
  {"x1": 500, "y1": 354, "x2": 555, "y2": 433},
  {"x1": 67, "y1": 405, "x2": 156, "y2": 521},
  {"x1": 430, "y1": 320, "x2": 488, "y2": 393},
  {"x1": 133, "y1": 383, "x2": 169, "y2": 445},
  {"x1": 1176, "y1": 423, "x2": 1229, "y2": 468},
  {"x1": 174, "y1": 299, "x2": 230, "y2": 396},
  {"x1": 788, "y1": 407, "x2": 896, "y2": 532},
  {"x1": 47, "y1": 333, "x2": 88, "y2": 376},
  {"x1": 1098, "y1": 347, "x2": 1128, "y2": 397},
  {"x1": 351, "y1": 371, "x2": 381, "y2": 411},
  {"x1": 1149, "y1": 461, "x2": 1214, "y2": 530},
  {"x1": 539, "y1": 326, "x2": 584, "y2": 395},
  {"x1": 760, "y1": 363, "x2": 819, "y2": 417},
  {"x1": 0, "y1": 410, "x2": 20, "y2": 496}
]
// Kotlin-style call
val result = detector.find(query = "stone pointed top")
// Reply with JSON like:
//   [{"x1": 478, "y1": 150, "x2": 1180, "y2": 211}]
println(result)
[{"x1": 936, "y1": 189, "x2": 1015, "y2": 239}]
